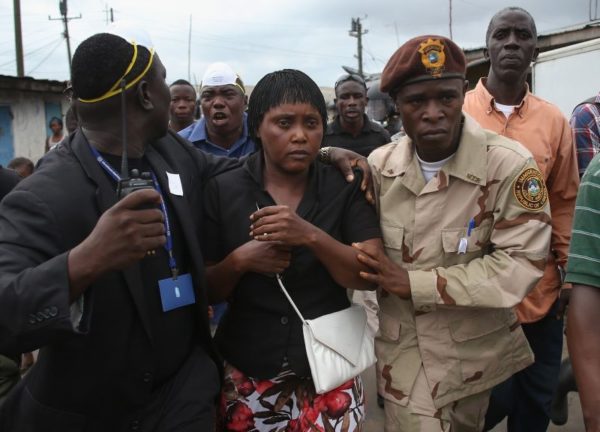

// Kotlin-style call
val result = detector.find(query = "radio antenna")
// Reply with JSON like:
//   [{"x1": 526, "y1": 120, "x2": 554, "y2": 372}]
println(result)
[{"x1": 119, "y1": 79, "x2": 129, "y2": 179}]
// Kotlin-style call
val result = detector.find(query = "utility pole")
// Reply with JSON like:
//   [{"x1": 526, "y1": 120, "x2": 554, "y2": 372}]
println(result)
[
  {"x1": 103, "y1": 4, "x2": 114, "y2": 25},
  {"x1": 449, "y1": 0, "x2": 453, "y2": 40},
  {"x1": 13, "y1": 0, "x2": 24, "y2": 76},
  {"x1": 187, "y1": 15, "x2": 192, "y2": 82},
  {"x1": 49, "y1": 0, "x2": 81, "y2": 76},
  {"x1": 349, "y1": 17, "x2": 368, "y2": 78},
  {"x1": 104, "y1": 3, "x2": 115, "y2": 25}
]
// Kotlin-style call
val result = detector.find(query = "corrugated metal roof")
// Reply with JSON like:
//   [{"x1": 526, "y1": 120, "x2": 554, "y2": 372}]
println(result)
[
  {"x1": 464, "y1": 18, "x2": 600, "y2": 54},
  {"x1": 0, "y1": 75, "x2": 67, "y2": 93}
]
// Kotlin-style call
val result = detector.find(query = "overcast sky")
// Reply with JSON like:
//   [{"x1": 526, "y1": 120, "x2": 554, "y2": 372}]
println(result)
[{"x1": 0, "y1": 0, "x2": 596, "y2": 87}]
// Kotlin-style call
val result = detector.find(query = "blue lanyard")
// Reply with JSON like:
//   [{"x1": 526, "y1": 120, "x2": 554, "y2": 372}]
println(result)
[{"x1": 89, "y1": 145, "x2": 178, "y2": 279}]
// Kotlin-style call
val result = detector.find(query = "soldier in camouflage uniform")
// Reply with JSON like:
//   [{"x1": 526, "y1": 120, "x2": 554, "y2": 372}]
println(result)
[{"x1": 353, "y1": 35, "x2": 552, "y2": 431}]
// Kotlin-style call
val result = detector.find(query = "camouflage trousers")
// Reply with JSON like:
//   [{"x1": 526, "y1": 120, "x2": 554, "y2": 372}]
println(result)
[{"x1": 384, "y1": 367, "x2": 490, "y2": 432}]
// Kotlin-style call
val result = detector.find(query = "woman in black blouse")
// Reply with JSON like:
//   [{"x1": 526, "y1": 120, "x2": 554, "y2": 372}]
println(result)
[{"x1": 203, "y1": 69, "x2": 383, "y2": 432}]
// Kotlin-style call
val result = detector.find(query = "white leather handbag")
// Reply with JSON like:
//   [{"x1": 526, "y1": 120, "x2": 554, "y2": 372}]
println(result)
[{"x1": 276, "y1": 274, "x2": 376, "y2": 394}]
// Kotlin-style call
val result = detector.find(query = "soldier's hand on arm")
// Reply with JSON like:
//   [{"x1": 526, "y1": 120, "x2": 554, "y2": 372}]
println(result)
[
  {"x1": 67, "y1": 189, "x2": 165, "y2": 301},
  {"x1": 353, "y1": 241, "x2": 411, "y2": 298},
  {"x1": 325, "y1": 147, "x2": 375, "y2": 204}
]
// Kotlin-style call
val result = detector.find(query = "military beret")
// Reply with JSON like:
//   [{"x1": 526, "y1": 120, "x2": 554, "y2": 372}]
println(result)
[{"x1": 381, "y1": 35, "x2": 466, "y2": 96}]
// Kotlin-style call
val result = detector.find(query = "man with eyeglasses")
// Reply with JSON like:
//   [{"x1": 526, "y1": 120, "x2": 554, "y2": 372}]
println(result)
[{"x1": 323, "y1": 73, "x2": 391, "y2": 157}]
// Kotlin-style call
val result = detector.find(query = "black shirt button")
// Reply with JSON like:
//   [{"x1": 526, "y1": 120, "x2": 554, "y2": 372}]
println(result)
[
  {"x1": 130, "y1": 420, "x2": 140, "y2": 431},
  {"x1": 280, "y1": 316, "x2": 289, "y2": 325},
  {"x1": 143, "y1": 372, "x2": 152, "y2": 383}
]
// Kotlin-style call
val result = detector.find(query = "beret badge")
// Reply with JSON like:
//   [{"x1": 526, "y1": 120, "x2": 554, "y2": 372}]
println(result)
[{"x1": 418, "y1": 38, "x2": 446, "y2": 78}]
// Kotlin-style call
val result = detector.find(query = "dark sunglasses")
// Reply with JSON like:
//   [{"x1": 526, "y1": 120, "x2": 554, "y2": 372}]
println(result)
[{"x1": 334, "y1": 73, "x2": 367, "y2": 90}]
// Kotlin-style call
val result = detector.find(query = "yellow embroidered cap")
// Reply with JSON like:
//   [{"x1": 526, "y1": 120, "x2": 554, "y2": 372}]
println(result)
[
  {"x1": 76, "y1": 22, "x2": 155, "y2": 104},
  {"x1": 381, "y1": 35, "x2": 466, "y2": 96}
]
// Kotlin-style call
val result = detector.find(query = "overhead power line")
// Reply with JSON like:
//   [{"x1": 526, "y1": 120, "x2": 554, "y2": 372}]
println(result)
[
  {"x1": 28, "y1": 38, "x2": 64, "y2": 74},
  {"x1": 0, "y1": 36, "x2": 64, "y2": 69}
]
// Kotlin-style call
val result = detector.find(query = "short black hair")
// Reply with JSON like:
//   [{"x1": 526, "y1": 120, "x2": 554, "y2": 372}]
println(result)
[
  {"x1": 486, "y1": 7, "x2": 537, "y2": 45},
  {"x1": 48, "y1": 116, "x2": 63, "y2": 128},
  {"x1": 71, "y1": 33, "x2": 152, "y2": 100},
  {"x1": 169, "y1": 79, "x2": 196, "y2": 98},
  {"x1": 7, "y1": 157, "x2": 34, "y2": 171},
  {"x1": 247, "y1": 69, "x2": 327, "y2": 148},
  {"x1": 170, "y1": 79, "x2": 193, "y2": 88}
]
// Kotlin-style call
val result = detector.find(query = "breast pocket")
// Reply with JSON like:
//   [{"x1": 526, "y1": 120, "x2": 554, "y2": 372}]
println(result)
[
  {"x1": 441, "y1": 222, "x2": 491, "y2": 267},
  {"x1": 380, "y1": 223, "x2": 405, "y2": 263}
]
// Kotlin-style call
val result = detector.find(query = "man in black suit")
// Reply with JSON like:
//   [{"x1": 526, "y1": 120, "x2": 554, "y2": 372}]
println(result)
[{"x1": 0, "y1": 30, "x2": 235, "y2": 431}]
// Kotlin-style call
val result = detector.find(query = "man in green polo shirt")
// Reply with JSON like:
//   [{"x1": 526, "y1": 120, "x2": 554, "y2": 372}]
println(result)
[{"x1": 565, "y1": 153, "x2": 600, "y2": 432}]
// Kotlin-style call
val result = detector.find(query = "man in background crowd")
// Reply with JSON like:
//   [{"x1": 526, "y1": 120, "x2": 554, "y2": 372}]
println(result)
[
  {"x1": 565, "y1": 150, "x2": 600, "y2": 432},
  {"x1": 462, "y1": 7, "x2": 579, "y2": 431},
  {"x1": 179, "y1": 62, "x2": 256, "y2": 157},
  {"x1": 366, "y1": 80, "x2": 402, "y2": 137},
  {"x1": 564, "y1": 93, "x2": 600, "y2": 432},
  {"x1": 323, "y1": 73, "x2": 390, "y2": 157},
  {"x1": 179, "y1": 62, "x2": 256, "y2": 329},
  {"x1": 571, "y1": 92, "x2": 600, "y2": 176},
  {"x1": 169, "y1": 79, "x2": 197, "y2": 132}
]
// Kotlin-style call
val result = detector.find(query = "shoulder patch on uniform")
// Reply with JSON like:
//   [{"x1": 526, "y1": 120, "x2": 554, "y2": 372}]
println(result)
[{"x1": 513, "y1": 168, "x2": 548, "y2": 211}]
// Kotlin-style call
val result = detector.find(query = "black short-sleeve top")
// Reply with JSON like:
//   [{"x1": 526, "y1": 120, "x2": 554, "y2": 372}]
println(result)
[{"x1": 202, "y1": 152, "x2": 381, "y2": 379}]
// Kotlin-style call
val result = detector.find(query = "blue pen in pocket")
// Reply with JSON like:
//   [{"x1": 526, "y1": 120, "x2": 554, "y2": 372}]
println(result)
[
  {"x1": 458, "y1": 217, "x2": 476, "y2": 254},
  {"x1": 467, "y1": 217, "x2": 476, "y2": 236}
]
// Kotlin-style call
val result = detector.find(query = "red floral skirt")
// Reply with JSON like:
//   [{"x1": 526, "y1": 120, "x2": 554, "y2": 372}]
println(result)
[{"x1": 219, "y1": 362, "x2": 365, "y2": 431}]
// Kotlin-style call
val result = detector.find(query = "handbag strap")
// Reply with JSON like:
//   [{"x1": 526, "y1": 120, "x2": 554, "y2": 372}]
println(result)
[{"x1": 276, "y1": 274, "x2": 307, "y2": 324}]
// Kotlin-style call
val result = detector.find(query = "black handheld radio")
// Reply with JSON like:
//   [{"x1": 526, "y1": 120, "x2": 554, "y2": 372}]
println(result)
[{"x1": 115, "y1": 79, "x2": 154, "y2": 200}]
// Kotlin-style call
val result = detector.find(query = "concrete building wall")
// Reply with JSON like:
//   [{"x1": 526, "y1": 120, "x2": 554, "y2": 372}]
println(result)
[
  {"x1": 0, "y1": 75, "x2": 69, "y2": 163},
  {"x1": 0, "y1": 90, "x2": 67, "y2": 163}
]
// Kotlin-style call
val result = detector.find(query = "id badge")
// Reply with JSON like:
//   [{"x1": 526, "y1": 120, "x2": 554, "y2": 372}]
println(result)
[{"x1": 158, "y1": 273, "x2": 195, "y2": 312}]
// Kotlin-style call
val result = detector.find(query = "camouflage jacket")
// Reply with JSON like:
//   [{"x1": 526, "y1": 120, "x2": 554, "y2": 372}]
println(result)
[{"x1": 369, "y1": 114, "x2": 551, "y2": 408}]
